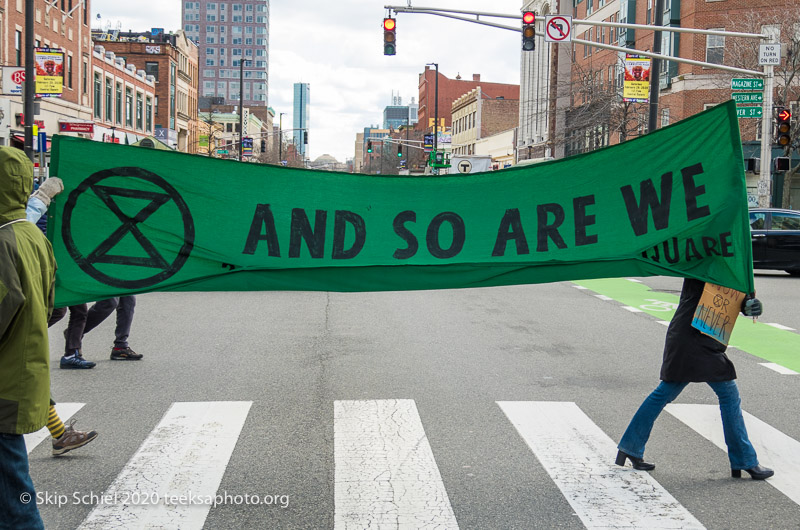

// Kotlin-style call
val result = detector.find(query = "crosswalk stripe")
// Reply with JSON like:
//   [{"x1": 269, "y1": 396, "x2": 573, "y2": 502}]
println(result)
[
  {"x1": 498, "y1": 401, "x2": 705, "y2": 529},
  {"x1": 666, "y1": 404, "x2": 800, "y2": 505},
  {"x1": 24, "y1": 402, "x2": 85, "y2": 454},
  {"x1": 334, "y1": 399, "x2": 458, "y2": 529},
  {"x1": 759, "y1": 362, "x2": 799, "y2": 375},
  {"x1": 78, "y1": 401, "x2": 252, "y2": 529}
]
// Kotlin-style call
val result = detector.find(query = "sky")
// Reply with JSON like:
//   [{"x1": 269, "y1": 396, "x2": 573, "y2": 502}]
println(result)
[{"x1": 93, "y1": 0, "x2": 526, "y2": 162}]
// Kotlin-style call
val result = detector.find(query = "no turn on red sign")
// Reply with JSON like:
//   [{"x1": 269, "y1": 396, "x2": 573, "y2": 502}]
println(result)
[{"x1": 545, "y1": 15, "x2": 572, "y2": 42}]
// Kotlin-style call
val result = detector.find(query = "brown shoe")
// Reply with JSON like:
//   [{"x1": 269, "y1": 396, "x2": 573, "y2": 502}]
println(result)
[{"x1": 52, "y1": 419, "x2": 98, "y2": 456}]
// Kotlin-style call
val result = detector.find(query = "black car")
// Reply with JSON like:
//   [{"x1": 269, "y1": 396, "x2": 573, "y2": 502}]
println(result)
[{"x1": 749, "y1": 208, "x2": 800, "y2": 276}]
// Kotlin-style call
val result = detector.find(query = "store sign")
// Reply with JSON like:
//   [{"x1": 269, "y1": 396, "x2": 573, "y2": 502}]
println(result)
[
  {"x1": 1, "y1": 66, "x2": 26, "y2": 95},
  {"x1": 59, "y1": 122, "x2": 95, "y2": 133}
]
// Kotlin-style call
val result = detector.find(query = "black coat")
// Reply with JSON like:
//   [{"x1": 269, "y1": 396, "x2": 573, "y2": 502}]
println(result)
[{"x1": 660, "y1": 278, "x2": 737, "y2": 382}]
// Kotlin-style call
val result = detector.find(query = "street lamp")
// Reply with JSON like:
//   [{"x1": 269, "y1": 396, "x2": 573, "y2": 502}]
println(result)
[
  {"x1": 426, "y1": 63, "x2": 439, "y2": 159},
  {"x1": 279, "y1": 112, "x2": 285, "y2": 164},
  {"x1": 238, "y1": 58, "x2": 250, "y2": 161}
]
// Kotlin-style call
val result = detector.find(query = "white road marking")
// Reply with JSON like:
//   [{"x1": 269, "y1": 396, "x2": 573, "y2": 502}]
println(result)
[
  {"x1": 334, "y1": 399, "x2": 458, "y2": 529},
  {"x1": 498, "y1": 401, "x2": 704, "y2": 529},
  {"x1": 658, "y1": 321, "x2": 671, "y2": 326},
  {"x1": 24, "y1": 403, "x2": 85, "y2": 454},
  {"x1": 759, "y1": 362, "x2": 799, "y2": 375},
  {"x1": 78, "y1": 401, "x2": 252, "y2": 529},
  {"x1": 594, "y1": 294, "x2": 613, "y2": 301},
  {"x1": 623, "y1": 306, "x2": 644, "y2": 312},
  {"x1": 765, "y1": 323, "x2": 796, "y2": 331},
  {"x1": 572, "y1": 285, "x2": 589, "y2": 289},
  {"x1": 627, "y1": 278, "x2": 643, "y2": 283},
  {"x1": 667, "y1": 404, "x2": 800, "y2": 504}
]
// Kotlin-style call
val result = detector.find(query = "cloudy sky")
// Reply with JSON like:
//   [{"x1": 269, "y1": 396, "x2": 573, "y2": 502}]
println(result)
[{"x1": 93, "y1": 0, "x2": 525, "y2": 162}]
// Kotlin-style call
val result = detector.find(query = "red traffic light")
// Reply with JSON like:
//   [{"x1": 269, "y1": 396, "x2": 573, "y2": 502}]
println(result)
[
  {"x1": 522, "y1": 12, "x2": 535, "y2": 24},
  {"x1": 383, "y1": 18, "x2": 396, "y2": 31},
  {"x1": 778, "y1": 109, "x2": 791, "y2": 121}
]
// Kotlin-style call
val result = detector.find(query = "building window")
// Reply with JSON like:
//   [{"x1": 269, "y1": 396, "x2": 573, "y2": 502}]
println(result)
[
  {"x1": 93, "y1": 73, "x2": 102, "y2": 118},
  {"x1": 136, "y1": 93, "x2": 143, "y2": 130},
  {"x1": 67, "y1": 55, "x2": 73, "y2": 89},
  {"x1": 661, "y1": 108, "x2": 670, "y2": 127},
  {"x1": 706, "y1": 30, "x2": 725, "y2": 65},
  {"x1": 145, "y1": 61, "x2": 159, "y2": 81},
  {"x1": 82, "y1": 58, "x2": 88, "y2": 94},
  {"x1": 116, "y1": 82, "x2": 123, "y2": 124},
  {"x1": 105, "y1": 78, "x2": 113, "y2": 121},
  {"x1": 125, "y1": 87, "x2": 133, "y2": 127},
  {"x1": 646, "y1": 0, "x2": 652, "y2": 25},
  {"x1": 15, "y1": 31, "x2": 22, "y2": 65},
  {"x1": 155, "y1": 95, "x2": 159, "y2": 117}
]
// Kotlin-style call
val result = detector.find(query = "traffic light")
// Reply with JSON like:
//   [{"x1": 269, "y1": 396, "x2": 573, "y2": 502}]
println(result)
[
  {"x1": 522, "y1": 11, "x2": 535, "y2": 51},
  {"x1": 776, "y1": 108, "x2": 791, "y2": 147},
  {"x1": 383, "y1": 18, "x2": 396, "y2": 56},
  {"x1": 367, "y1": 141, "x2": 373, "y2": 153},
  {"x1": 397, "y1": 143, "x2": 402, "y2": 157},
  {"x1": 304, "y1": 131, "x2": 308, "y2": 144}
]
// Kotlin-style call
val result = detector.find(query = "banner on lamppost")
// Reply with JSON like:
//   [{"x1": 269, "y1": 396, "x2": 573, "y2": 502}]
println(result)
[
  {"x1": 34, "y1": 48, "x2": 65, "y2": 97},
  {"x1": 623, "y1": 55, "x2": 651, "y2": 103}
]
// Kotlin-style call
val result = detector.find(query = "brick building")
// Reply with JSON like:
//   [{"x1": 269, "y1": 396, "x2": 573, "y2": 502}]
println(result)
[
  {"x1": 89, "y1": 43, "x2": 156, "y2": 144},
  {"x1": 451, "y1": 86, "x2": 519, "y2": 156},
  {"x1": 0, "y1": 0, "x2": 94, "y2": 148},
  {"x1": 92, "y1": 30, "x2": 199, "y2": 152},
  {"x1": 417, "y1": 67, "x2": 520, "y2": 136}
]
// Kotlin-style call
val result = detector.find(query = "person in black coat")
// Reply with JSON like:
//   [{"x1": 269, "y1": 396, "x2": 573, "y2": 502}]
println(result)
[{"x1": 615, "y1": 278, "x2": 774, "y2": 480}]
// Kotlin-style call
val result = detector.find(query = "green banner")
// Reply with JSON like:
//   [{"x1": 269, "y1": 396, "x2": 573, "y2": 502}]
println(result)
[{"x1": 48, "y1": 101, "x2": 753, "y2": 307}]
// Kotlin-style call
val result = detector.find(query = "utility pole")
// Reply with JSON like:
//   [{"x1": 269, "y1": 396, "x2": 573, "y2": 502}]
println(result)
[
  {"x1": 647, "y1": 0, "x2": 665, "y2": 133},
  {"x1": 24, "y1": 0, "x2": 35, "y2": 162}
]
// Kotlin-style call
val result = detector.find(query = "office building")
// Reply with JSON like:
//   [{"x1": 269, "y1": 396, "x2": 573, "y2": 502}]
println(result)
[
  {"x1": 182, "y1": 1, "x2": 270, "y2": 110},
  {"x1": 293, "y1": 82, "x2": 309, "y2": 158}
]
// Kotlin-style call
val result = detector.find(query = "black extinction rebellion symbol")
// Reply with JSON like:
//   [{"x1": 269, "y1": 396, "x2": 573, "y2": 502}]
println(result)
[{"x1": 62, "y1": 167, "x2": 195, "y2": 289}]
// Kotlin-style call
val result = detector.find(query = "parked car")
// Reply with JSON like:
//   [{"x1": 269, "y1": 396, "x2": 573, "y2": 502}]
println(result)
[{"x1": 749, "y1": 208, "x2": 800, "y2": 276}]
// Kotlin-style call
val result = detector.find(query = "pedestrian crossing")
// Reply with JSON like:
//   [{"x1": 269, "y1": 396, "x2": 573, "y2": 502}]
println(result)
[{"x1": 26, "y1": 399, "x2": 800, "y2": 529}]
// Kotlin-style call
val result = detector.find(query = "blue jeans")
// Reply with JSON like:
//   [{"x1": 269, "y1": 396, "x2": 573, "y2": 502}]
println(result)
[
  {"x1": 618, "y1": 380, "x2": 759, "y2": 470},
  {"x1": 0, "y1": 434, "x2": 44, "y2": 529}
]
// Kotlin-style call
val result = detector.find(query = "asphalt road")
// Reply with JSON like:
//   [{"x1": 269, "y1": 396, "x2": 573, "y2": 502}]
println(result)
[{"x1": 31, "y1": 274, "x2": 800, "y2": 529}]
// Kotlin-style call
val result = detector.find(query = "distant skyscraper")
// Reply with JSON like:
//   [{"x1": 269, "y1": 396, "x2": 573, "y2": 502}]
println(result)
[
  {"x1": 293, "y1": 82, "x2": 310, "y2": 157},
  {"x1": 182, "y1": 1, "x2": 270, "y2": 108}
]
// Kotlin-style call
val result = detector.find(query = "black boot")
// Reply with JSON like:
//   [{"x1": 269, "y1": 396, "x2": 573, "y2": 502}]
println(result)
[
  {"x1": 615, "y1": 450, "x2": 655, "y2": 471},
  {"x1": 732, "y1": 465, "x2": 774, "y2": 480}
]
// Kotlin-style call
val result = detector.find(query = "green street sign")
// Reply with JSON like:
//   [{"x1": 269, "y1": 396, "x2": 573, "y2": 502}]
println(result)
[
  {"x1": 217, "y1": 149, "x2": 229, "y2": 154},
  {"x1": 736, "y1": 106, "x2": 763, "y2": 118},
  {"x1": 732, "y1": 92, "x2": 763, "y2": 104},
  {"x1": 731, "y1": 78, "x2": 764, "y2": 90}
]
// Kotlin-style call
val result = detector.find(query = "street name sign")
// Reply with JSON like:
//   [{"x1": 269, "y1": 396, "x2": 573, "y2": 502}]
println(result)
[
  {"x1": 731, "y1": 78, "x2": 763, "y2": 90},
  {"x1": 731, "y1": 92, "x2": 763, "y2": 104},
  {"x1": 736, "y1": 107, "x2": 762, "y2": 119}
]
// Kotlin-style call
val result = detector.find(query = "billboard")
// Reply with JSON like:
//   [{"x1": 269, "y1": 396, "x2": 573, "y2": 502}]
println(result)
[
  {"x1": 34, "y1": 48, "x2": 65, "y2": 97},
  {"x1": 623, "y1": 55, "x2": 651, "y2": 103}
]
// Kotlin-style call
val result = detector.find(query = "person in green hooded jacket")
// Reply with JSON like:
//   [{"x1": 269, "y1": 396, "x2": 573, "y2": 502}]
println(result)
[{"x1": 0, "y1": 146, "x2": 55, "y2": 529}]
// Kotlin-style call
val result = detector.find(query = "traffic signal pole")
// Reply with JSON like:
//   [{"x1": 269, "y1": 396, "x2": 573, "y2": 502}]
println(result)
[{"x1": 759, "y1": 61, "x2": 774, "y2": 207}]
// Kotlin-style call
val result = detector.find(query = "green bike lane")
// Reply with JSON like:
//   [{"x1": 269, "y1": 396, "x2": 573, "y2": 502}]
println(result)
[{"x1": 572, "y1": 278, "x2": 800, "y2": 374}]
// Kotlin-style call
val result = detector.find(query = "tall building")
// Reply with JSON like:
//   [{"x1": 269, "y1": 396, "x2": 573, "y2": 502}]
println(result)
[
  {"x1": 182, "y1": 1, "x2": 270, "y2": 109},
  {"x1": 293, "y1": 82, "x2": 309, "y2": 158},
  {"x1": 383, "y1": 92, "x2": 418, "y2": 130}
]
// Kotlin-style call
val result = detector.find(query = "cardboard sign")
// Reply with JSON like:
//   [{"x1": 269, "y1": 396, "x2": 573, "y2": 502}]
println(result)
[{"x1": 691, "y1": 283, "x2": 743, "y2": 345}]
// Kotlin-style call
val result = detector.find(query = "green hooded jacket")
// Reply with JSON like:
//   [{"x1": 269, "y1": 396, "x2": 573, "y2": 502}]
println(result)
[{"x1": 0, "y1": 147, "x2": 55, "y2": 435}]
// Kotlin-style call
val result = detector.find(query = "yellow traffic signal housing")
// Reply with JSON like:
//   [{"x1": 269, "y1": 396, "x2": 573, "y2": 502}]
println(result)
[{"x1": 383, "y1": 18, "x2": 396, "y2": 56}]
